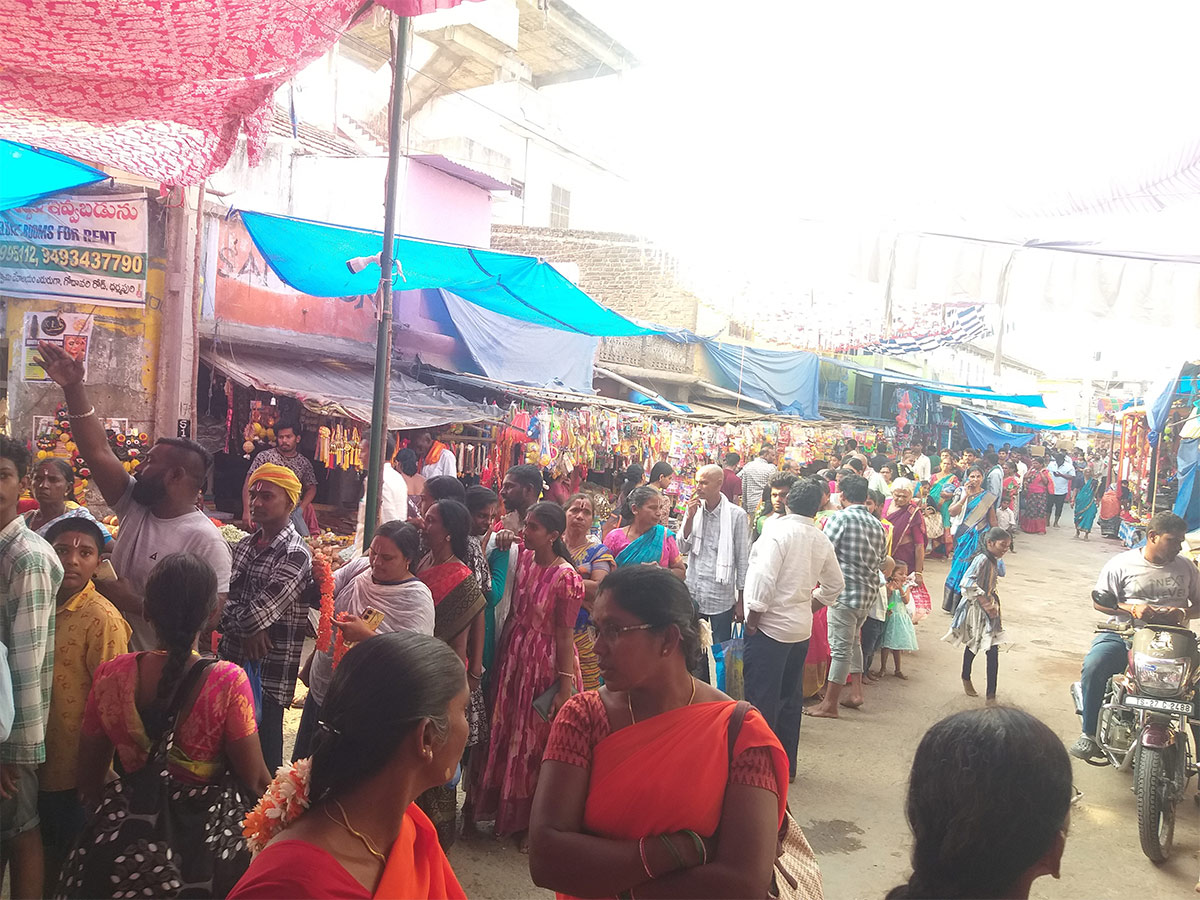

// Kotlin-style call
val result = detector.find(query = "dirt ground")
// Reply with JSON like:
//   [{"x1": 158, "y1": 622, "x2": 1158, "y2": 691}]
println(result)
[{"x1": 282, "y1": 522, "x2": 1199, "y2": 899}]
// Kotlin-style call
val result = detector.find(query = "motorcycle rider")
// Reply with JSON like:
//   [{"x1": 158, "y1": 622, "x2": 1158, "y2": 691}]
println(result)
[{"x1": 1070, "y1": 510, "x2": 1200, "y2": 762}]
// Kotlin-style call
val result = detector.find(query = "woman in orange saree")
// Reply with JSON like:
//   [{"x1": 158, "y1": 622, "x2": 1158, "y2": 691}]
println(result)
[
  {"x1": 529, "y1": 566, "x2": 791, "y2": 899},
  {"x1": 230, "y1": 633, "x2": 469, "y2": 900}
]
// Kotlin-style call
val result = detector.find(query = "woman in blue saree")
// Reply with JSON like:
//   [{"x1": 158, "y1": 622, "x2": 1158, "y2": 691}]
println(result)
[
  {"x1": 925, "y1": 453, "x2": 960, "y2": 559},
  {"x1": 942, "y1": 466, "x2": 998, "y2": 613},
  {"x1": 601, "y1": 486, "x2": 687, "y2": 579},
  {"x1": 1073, "y1": 473, "x2": 1100, "y2": 540}
]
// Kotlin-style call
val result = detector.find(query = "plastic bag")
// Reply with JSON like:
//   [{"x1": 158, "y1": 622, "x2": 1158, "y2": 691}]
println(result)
[{"x1": 712, "y1": 624, "x2": 745, "y2": 700}]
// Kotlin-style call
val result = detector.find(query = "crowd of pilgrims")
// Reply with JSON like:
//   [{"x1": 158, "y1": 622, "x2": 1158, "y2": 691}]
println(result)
[{"x1": 0, "y1": 345, "x2": 1083, "y2": 899}]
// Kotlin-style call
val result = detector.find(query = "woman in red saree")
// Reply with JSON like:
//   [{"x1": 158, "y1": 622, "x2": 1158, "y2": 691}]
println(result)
[
  {"x1": 229, "y1": 633, "x2": 468, "y2": 899},
  {"x1": 529, "y1": 566, "x2": 791, "y2": 899}
]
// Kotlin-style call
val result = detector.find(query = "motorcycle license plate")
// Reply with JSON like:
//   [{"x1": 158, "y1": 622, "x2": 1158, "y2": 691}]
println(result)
[{"x1": 1122, "y1": 694, "x2": 1197, "y2": 715}]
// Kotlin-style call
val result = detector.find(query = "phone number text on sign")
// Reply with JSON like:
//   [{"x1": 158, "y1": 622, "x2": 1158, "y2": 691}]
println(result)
[
  {"x1": 0, "y1": 192, "x2": 149, "y2": 308},
  {"x1": 0, "y1": 243, "x2": 146, "y2": 276}
]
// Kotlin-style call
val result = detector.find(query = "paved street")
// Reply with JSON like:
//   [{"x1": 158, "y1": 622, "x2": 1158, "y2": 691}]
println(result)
[{"x1": 446, "y1": 522, "x2": 1200, "y2": 899}]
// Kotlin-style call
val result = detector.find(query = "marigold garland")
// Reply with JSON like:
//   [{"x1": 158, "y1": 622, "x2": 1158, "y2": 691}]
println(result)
[
  {"x1": 243, "y1": 757, "x2": 313, "y2": 855},
  {"x1": 333, "y1": 614, "x2": 350, "y2": 668},
  {"x1": 313, "y1": 555, "x2": 335, "y2": 653}
]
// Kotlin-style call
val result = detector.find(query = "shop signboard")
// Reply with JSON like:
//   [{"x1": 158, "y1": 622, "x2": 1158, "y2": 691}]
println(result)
[{"x1": 0, "y1": 193, "x2": 149, "y2": 307}]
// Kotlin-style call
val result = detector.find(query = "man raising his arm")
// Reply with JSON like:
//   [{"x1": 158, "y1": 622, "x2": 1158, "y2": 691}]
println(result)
[{"x1": 35, "y1": 342, "x2": 232, "y2": 651}]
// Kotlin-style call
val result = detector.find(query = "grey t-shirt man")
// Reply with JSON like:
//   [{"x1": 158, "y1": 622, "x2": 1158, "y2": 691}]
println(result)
[
  {"x1": 1094, "y1": 548, "x2": 1200, "y2": 611},
  {"x1": 111, "y1": 477, "x2": 232, "y2": 650}
]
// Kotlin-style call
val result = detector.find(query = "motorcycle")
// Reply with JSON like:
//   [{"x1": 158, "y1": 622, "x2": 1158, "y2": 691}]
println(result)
[{"x1": 1070, "y1": 592, "x2": 1199, "y2": 863}]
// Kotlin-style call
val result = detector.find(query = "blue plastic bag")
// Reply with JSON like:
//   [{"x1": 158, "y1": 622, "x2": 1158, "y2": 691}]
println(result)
[{"x1": 712, "y1": 624, "x2": 745, "y2": 700}]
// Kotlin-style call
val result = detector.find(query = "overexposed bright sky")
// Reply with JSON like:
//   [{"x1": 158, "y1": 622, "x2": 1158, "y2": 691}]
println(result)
[{"x1": 555, "y1": 1, "x2": 1200, "y2": 381}]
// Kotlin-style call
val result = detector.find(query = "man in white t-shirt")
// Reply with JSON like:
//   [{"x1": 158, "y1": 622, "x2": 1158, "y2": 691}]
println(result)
[
  {"x1": 411, "y1": 429, "x2": 457, "y2": 479},
  {"x1": 1047, "y1": 451, "x2": 1076, "y2": 528},
  {"x1": 1070, "y1": 511, "x2": 1200, "y2": 761},
  {"x1": 35, "y1": 343, "x2": 233, "y2": 651},
  {"x1": 352, "y1": 431, "x2": 408, "y2": 554}
]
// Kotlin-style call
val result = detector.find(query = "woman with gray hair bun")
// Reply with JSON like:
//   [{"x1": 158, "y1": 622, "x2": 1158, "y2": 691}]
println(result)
[{"x1": 603, "y1": 486, "x2": 687, "y2": 579}]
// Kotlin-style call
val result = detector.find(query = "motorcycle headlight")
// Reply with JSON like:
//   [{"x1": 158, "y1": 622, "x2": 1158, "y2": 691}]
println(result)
[{"x1": 1133, "y1": 653, "x2": 1191, "y2": 696}]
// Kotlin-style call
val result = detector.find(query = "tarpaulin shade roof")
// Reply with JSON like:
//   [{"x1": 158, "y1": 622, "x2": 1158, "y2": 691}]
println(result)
[
  {"x1": 957, "y1": 410, "x2": 1034, "y2": 449},
  {"x1": 0, "y1": 141, "x2": 107, "y2": 211},
  {"x1": 824, "y1": 356, "x2": 1046, "y2": 408},
  {"x1": 238, "y1": 211, "x2": 656, "y2": 337},
  {"x1": 202, "y1": 345, "x2": 497, "y2": 429},
  {"x1": 701, "y1": 341, "x2": 821, "y2": 420}
]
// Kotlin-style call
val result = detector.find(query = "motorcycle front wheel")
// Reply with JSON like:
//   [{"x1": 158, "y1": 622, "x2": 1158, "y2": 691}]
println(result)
[{"x1": 1135, "y1": 744, "x2": 1178, "y2": 862}]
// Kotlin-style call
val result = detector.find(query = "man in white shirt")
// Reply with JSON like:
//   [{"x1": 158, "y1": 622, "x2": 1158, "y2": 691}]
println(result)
[
  {"x1": 910, "y1": 442, "x2": 931, "y2": 485},
  {"x1": 679, "y1": 465, "x2": 751, "y2": 682},
  {"x1": 411, "y1": 429, "x2": 457, "y2": 479},
  {"x1": 743, "y1": 478, "x2": 845, "y2": 781},
  {"x1": 353, "y1": 431, "x2": 408, "y2": 554},
  {"x1": 1047, "y1": 451, "x2": 1075, "y2": 528}
]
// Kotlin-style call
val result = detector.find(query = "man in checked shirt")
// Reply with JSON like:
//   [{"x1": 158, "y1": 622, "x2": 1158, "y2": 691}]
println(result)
[
  {"x1": 807, "y1": 474, "x2": 889, "y2": 719},
  {"x1": 219, "y1": 464, "x2": 313, "y2": 770}
]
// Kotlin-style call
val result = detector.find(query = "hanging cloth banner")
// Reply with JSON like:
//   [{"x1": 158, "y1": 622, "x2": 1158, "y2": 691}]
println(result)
[
  {"x1": 956, "y1": 410, "x2": 1035, "y2": 449},
  {"x1": 700, "y1": 340, "x2": 821, "y2": 419},
  {"x1": 237, "y1": 210, "x2": 656, "y2": 337}
]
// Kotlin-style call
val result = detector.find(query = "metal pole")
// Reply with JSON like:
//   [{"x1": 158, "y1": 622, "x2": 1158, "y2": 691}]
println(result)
[{"x1": 362, "y1": 14, "x2": 410, "y2": 549}]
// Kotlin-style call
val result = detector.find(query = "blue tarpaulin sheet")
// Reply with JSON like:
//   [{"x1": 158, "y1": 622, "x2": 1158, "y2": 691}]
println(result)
[
  {"x1": 238, "y1": 210, "x2": 654, "y2": 337},
  {"x1": 823, "y1": 357, "x2": 1046, "y2": 407},
  {"x1": 957, "y1": 410, "x2": 1035, "y2": 449},
  {"x1": 1174, "y1": 439, "x2": 1200, "y2": 530},
  {"x1": 0, "y1": 140, "x2": 107, "y2": 212},
  {"x1": 916, "y1": 386, "x2": 1046, "y2": 407},
  {"x1": 438, "y1": 289, "x2": 598, "y2": 393},
  {"x1": 701, "y1": 341, "x2": 821, "y2": 419}
]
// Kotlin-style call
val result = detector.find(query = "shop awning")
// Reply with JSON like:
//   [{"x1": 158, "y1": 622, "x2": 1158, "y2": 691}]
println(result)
[
  {"x1": 822, "y1": 356, "x2": 1046, "y2": 408},
  {"x1": 203, "y1": 344, "x2": 498, "y2": 429},
  {"x1": 0, "y1": 141, "x2": 107, "y2": 211},
  {"x1": 957, "y1": 410, "x2": 1035, "y2": 449},
  {"x1": 237, "y1": 210, "x2": 656, "y2": 337}
]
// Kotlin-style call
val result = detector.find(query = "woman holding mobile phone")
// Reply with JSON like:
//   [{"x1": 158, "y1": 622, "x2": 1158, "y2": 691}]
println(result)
[{"x1": 293, "y1": 522, "x2": 434, "y2": 762}]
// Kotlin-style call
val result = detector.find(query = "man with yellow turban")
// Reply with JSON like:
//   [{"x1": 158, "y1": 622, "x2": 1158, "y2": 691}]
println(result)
[
  {"x1": 219, "y1": 462, "x2": 313, "y2": 770},
  {"x1": 241, "y1": 421, "x2": 318, "y2": 536}
]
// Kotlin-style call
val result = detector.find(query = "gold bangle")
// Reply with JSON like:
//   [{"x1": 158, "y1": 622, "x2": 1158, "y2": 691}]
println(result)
[
  {"x1": 557, "y1": 670, "x2": 574, "y2": 679},
  {"x1": 68, "y1": 406, "x2": 96, "y2": 421}
]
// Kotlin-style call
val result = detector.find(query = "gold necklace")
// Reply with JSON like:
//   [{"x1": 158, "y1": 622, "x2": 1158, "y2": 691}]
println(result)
[
  {"x1": 324, "y1": 800, "x2": 386, "y2": 863},
  {"x1": 628, "y1": 676, "x2": 696, "y2": 725}
]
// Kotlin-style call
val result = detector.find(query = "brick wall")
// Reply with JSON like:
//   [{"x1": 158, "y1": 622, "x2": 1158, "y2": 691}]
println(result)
[{"x1": 490, "y1": 224, "x2": 699, "y2": 373}]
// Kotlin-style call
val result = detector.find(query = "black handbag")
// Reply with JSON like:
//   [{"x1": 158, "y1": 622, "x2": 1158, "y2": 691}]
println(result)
[{"x1": 56, "y1": 658, "x2": 255, "y2": 899}]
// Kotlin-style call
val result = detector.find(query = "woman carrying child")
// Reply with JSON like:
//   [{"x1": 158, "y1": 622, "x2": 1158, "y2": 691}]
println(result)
[{"x1": 943, "y1": 527, "x2": 1012, "y2": 703}]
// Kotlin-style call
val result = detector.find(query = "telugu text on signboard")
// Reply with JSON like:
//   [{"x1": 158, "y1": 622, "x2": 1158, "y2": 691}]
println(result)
[{"x1": 0, "y1": 193, "x2": 149, "y2": 308}]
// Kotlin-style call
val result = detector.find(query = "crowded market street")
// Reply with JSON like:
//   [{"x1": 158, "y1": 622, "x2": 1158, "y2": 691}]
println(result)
[{"x1": 428, "y1": 522, "x2": 1200, "y2": 900}]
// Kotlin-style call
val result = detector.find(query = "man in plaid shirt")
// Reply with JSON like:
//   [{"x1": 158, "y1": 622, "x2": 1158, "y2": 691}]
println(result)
[
  {"x1": 807, "y1": 474, "x2": 888, "y2": 719},
  {"x1": 219, "y1": 464, "x2": 312, "y2": 770},
  {"x1": 0, "y1": 435, "x2": 63, "y2": 897}
]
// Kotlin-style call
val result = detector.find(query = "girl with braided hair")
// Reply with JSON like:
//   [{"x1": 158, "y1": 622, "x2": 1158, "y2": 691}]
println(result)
[{"x1": 64, "y1": 554, "x2": 271, "y2": 897}]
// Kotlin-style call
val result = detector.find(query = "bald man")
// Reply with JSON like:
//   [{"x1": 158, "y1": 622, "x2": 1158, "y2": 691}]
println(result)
[{"x1": 35, "y1": 342, "x2": 233, "y2": 649}]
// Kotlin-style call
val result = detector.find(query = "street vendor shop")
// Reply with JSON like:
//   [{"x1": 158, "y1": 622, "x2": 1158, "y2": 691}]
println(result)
[
  {"x1": 197, "y1": 342, "x2": 894, "y2": 539},
  {"x1": 1107, "y1": 361, "x2": 1200, "y2": 546}
]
